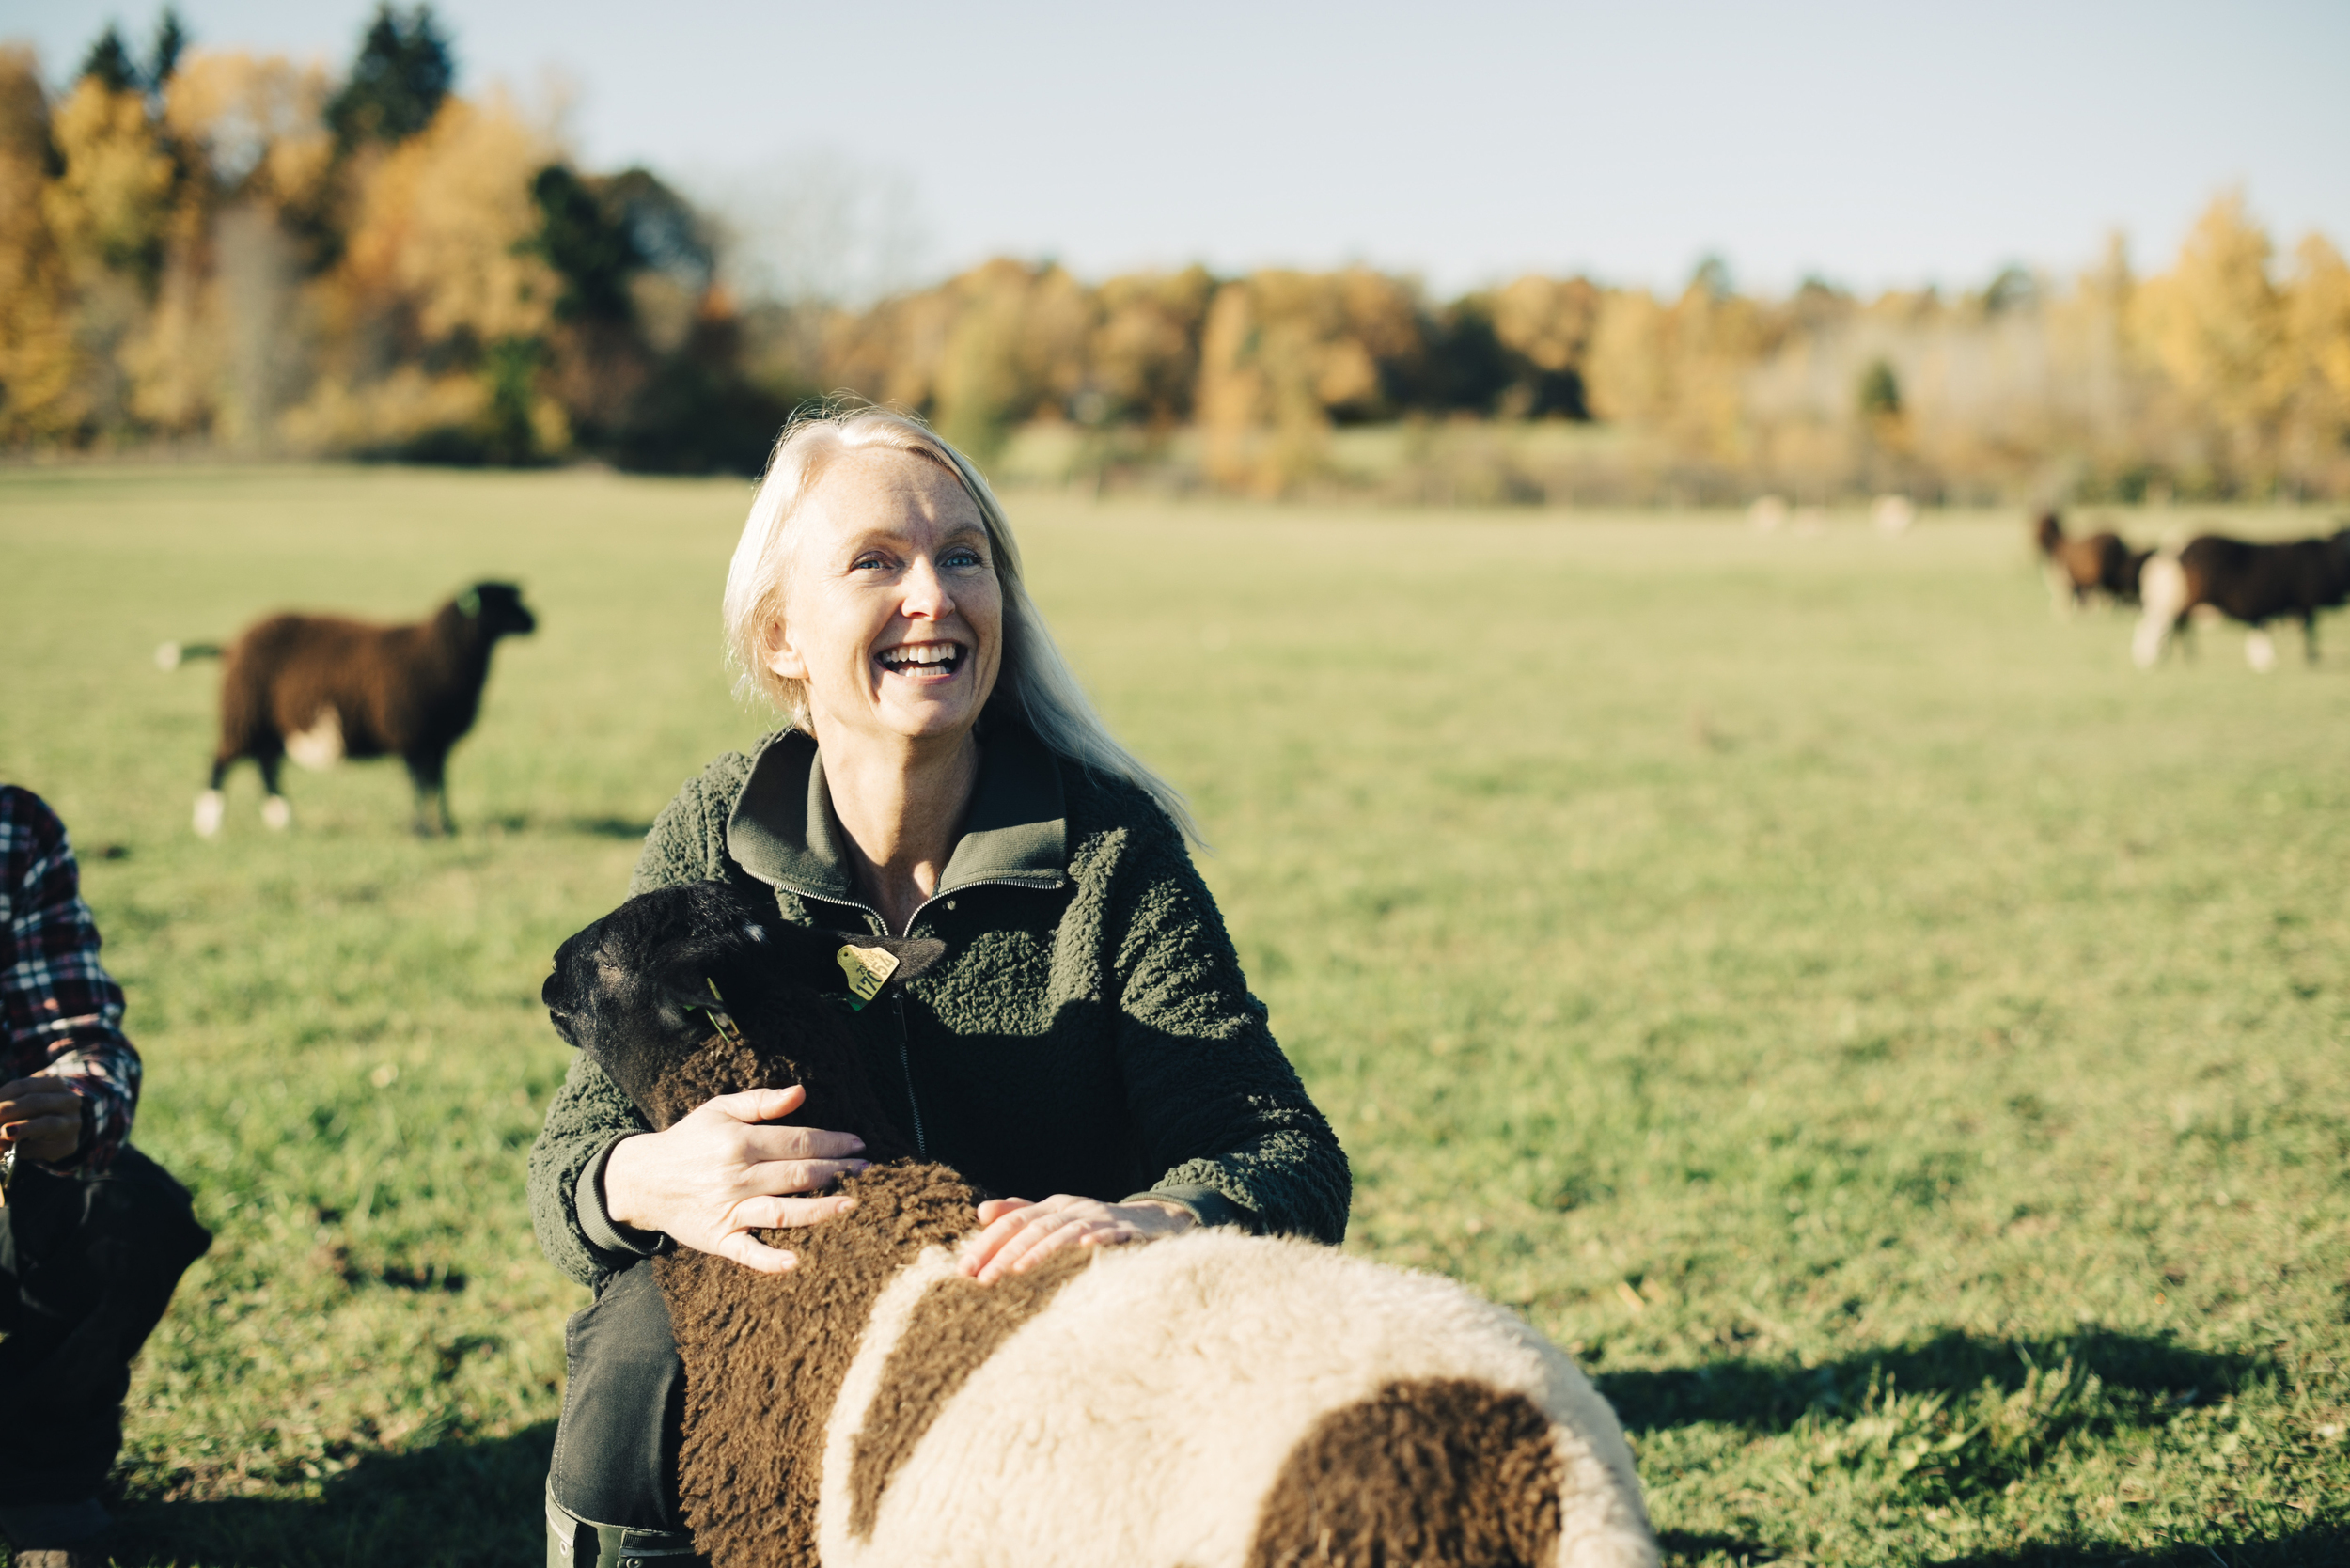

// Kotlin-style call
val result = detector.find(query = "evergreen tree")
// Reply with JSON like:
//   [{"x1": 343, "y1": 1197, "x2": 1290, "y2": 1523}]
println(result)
[
  {"x1": 327, "y1": 5, "x2": 455, "y2": 148},
  {"x1": 528, "y1": 165, "x2": 641, "y2": 324},
  {"x1": 79, "y1": 26, "x2": 140, "y2": 92},
  {"x1": 76, "y1": 12, "x2": 187, "y2": 97},
  {"x1": 149, "y1": 9, "x2": 186, "y2": 88},
  {"x1": 1857, "y1": 359, "x2": 1903, "y2": 418}
]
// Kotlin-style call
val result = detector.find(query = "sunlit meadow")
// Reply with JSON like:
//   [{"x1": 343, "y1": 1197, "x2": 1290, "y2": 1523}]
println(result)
[{"x1": 2, "y1": 466, "x2": 2344, "y2": 1566}]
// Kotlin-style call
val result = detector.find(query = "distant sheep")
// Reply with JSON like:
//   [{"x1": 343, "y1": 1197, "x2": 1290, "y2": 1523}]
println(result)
[
  {"x1": 2034, "y1": 510, "x2": 2148, "y2": 614},
  {"x1": 164, "y1": 582, "x2": 536, "y2": 835},
  {"x1": 543, "y1": 883, "x2": 1658, "y2": 1568},
  {"x1": 2133, "y1": 528, "x2": 2350, "y2": 670}
]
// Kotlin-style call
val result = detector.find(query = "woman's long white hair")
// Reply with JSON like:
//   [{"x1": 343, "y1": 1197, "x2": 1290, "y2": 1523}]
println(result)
[{"x1": 722, "y1": 406, "x2": 1203, "y2": 845}]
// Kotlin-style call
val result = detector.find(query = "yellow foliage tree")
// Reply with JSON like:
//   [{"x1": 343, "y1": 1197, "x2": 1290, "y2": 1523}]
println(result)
[
  {"x1": 117, "y1": 51, "x2": 337, "y2": 445},
  {"x1": 931, "y1": 259, "x2": 1090, "y2": 458},
  {"x1": 2280, "y1": 232, "x2": 2350, "y2": 489},
  {"x1": 1089, "y1": 265, "x2": 1212, "y2": 426},
  {"x1": 337, "y1": 94, "x2": 556, "y2": 345},
  {"x1": 0, "y1": 48, "x2": 86, "y2": 443},
  {"x1": 819, "y1": 259, "x2": 1093, "y2": 457},
  {"x1": 164, "y1": 49, "x2": 335, "y2": 210},
  {"x1": 1588, "y1": 274, "x2": 1767, "y2": 468},
  {"x1": 42, "y1": 77, "x2": 177, "y2": 284},
  {"x1": 1197, "y1": 267, "x2": 1423, "y2": 494},
  {"x1": 2136, "y1": 192, "x2": 2289, "y2": 466},
  {"x1": 1488, "y1": 274, "x2": 1598, "y2": 382},
  {"x1": 289, "y1": 92, "x2": 562, "y2": 454}
]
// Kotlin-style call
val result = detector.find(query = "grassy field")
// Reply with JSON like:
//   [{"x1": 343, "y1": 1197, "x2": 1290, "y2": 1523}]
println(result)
[{"x1": 2, "y1": 465, "x2": 2345, "y2": 1568}]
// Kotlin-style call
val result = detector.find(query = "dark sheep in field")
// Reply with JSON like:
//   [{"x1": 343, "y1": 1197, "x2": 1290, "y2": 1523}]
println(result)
[
  {"x1": 2034, "y1": 510, "x2": 2149, "y2": 613},
  {"x1": 542, "y1": 881, "x2": 1656, "y2": 1568},
  {"x1": 162, "y1": 582, "x2": 536, "y2": 836},
  {"x1": 2132, "y1": 528, "x2": 2350, "y2": 670}
]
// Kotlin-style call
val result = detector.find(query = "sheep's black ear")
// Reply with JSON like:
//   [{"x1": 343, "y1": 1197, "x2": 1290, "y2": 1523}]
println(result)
[
  {"x1": 650, "y1": 942, "x2": 752, "y2": 1038},
  {"x1": 651, "y1": 977, "x2": 731, "y2": 1040}
]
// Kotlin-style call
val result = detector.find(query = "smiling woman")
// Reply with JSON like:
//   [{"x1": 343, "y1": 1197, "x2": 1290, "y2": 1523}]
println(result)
[{"x1": 527, "y1": 408, "x2": 1350, "y2": 1563}]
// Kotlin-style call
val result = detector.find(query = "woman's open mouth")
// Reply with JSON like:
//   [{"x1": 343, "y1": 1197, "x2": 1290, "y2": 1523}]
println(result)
[{"x1": 877, "y1": 641, "x2": 964, "y2": 681}]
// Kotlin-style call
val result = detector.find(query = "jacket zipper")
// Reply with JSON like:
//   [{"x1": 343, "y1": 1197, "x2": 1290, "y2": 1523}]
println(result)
[
  {"x1": 892, "y1": 992, "x2": 926, "y2": 1159},
  {"x1": 765, "y1": 873, "x2": 1065, "y2": 1170}
]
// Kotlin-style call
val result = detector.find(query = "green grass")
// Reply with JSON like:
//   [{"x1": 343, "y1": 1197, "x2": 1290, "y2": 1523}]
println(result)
[{"x1": 3, "y1": 466, "x2": 2345, "y2": 1567}]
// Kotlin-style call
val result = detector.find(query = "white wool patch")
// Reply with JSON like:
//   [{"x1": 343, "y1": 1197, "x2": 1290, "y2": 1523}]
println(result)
[
  {"x1": 820, "y1": 1244, "x2": 967, "y2": 1499},
  {"x1": 261, "y1": 795, "x2": 291, "y2": 831},
  {"x1": 2132, "y1": 555, "x2": 2188, "y2": 668},
  {"x1": 193, "y1": 790, "x2": 225, "y2": 838},
  {"x1": 820, "y1": 1231, "x2": 1654, "y2": 1568},
  {"x1": 286, "y1": 708, "x2": 346, "y2": 771}
]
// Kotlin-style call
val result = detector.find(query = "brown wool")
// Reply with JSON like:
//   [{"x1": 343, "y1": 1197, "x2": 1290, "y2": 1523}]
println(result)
[
  {"x1": 1245, "y1": 1378, "x2": 1564, "y2": 1568},
  {"x1": 845, "y1": 1246, "x2": 1090, "y2": 1539},
  {"x1": 658, "y1": 1159, "x2": 978, "y2": 1568},
  {"x1": 634, "y1": 986, "x2": 991, "y2": 1568}
]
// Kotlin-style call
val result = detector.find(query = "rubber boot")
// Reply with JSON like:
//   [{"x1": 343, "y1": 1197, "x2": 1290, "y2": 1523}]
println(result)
[{"x1": 545, "y1": 1483, "x2": 704, "y2": 1568}]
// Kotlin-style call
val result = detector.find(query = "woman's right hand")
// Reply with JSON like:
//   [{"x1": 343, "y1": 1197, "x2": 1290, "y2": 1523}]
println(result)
[{"x1": 600, "y1": 1085, "x2": 868, "y2": 1273}]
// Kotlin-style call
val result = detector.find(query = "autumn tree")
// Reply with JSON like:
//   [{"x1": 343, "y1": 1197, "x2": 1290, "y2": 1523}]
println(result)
[
  {"x1": 1480, "y1": 274, "x2": 1598, "y2": 417},
  {"x1": 1089, "y1": 266, "x2": 1212, "y2": 426},
  {"x1": 2136, "y1": 191, "x2": 2289, "y2": 483},
  {"x1": 326, "y1": 6, "x2": 453, "y2": 149},
  {"x1": 1588, "y1": 261, "x2": 1771, "y2": 469},
  {"x1": 2280, "y1": 233, "x2": 2350, "y2": 491},
  {"x1": 0, "y1": 49, "x2": 85, "y2": 443},
  {"x1": 1197, "y1": 267, "x2": 1425, "y2": 493}
]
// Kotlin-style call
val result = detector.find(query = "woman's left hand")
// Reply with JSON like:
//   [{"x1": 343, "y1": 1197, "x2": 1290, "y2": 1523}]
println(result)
[{"x1": 960, "y1": 1194, "x2": 1196, "y2": 1284}]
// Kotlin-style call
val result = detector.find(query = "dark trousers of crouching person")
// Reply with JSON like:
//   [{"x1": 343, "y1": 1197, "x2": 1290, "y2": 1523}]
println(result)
[
  {"x1": 0, "y1": 1146, "x2": 212, "y2": 1544},
  {"x1": 544, "y1": 1263, "x2": 702, "y2": 1568}
]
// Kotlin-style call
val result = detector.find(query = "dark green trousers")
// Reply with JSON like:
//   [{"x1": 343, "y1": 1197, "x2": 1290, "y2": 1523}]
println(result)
[{"x1": 546, "y1": 1263, "x2": 702, "y2": 1567}]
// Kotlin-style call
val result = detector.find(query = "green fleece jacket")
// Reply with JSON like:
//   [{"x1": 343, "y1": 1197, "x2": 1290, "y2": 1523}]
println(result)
[{"x1": 527, "y1": 723, "x2": 1351, "y2": 1291}]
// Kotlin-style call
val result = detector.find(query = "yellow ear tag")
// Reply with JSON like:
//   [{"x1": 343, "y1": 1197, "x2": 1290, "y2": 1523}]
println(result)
[{"x1": 837, "y1": 944, "x2": 900, "y2": 1011}]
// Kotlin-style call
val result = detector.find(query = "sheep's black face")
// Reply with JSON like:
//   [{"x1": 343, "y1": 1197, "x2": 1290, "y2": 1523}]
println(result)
[
  {"x1": 542, "y1": 882, "x2": 942, "y2": 1114},
  {"x1": 463, "y1": 581, "x2": 538, "y2": 638}
]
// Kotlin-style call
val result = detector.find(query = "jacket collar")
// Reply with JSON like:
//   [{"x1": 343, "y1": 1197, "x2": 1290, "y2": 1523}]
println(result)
[{"x1": 727, "y1": 722, "x2": 1069, "y2": 907}]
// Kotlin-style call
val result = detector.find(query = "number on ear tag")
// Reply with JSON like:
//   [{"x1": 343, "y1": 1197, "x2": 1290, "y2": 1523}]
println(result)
[{"x1": 837, "y1": 944, "x2": 900, "y2": 1010}]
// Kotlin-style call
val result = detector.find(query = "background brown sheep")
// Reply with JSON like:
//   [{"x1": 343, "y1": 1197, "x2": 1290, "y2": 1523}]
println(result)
[{"x1": 164, "y1": 581, "x2": 536, "y2": 836}]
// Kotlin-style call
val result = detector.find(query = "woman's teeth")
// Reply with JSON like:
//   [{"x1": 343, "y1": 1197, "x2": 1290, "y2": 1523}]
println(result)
[{"x1": 879, "y1": 644, "x2": 961, "y2": 675}]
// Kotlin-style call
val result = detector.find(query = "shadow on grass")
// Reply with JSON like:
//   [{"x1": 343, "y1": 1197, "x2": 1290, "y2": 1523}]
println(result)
[
  {"x1": 570, "y1": 817, "x2": 653, "y2": 841},
  {"x1": 465, "y1": 814, "x2": 650, "y2": 839},
  {"x1": 1927, "y1": 1525, "x2": 2349, "y2": 1566},
  {"x1": 1658, "y1": 1526, "x2": 2350, "y2": 1567},
  {"x1": 108, "y1": 1422, "x2": 554, "y2": 1568},
  {"x1": 1600, "y1": 1326, "x2": 2259, "y2": 1436}
]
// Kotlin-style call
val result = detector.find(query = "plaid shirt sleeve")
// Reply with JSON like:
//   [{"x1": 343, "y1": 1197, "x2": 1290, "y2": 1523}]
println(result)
[{"x1": 0, "y1": 787, "x2": 142, "y2": 1171}]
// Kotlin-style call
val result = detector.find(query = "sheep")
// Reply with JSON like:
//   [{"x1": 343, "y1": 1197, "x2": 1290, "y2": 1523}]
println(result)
[
  {"x1": 542, "y1": 882, "x2": 1659, "y2": 1568},
  {"x1": 2132, "y1": 528, "x2": 2350, "y2": 670},
  {"x1": 164, "y1": 582, "x2": 536, "y2": 836},
  {"x1": 2034, "y1": 510, "x2": 2148, "y2": 615}
]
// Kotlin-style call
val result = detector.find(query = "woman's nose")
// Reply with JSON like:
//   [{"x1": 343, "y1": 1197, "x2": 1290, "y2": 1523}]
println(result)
[{"x1": 901, "y1": 557, "x2": 956, "y2": 619}]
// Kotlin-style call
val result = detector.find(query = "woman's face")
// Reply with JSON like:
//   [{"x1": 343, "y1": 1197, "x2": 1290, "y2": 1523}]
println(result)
[{"x1": 765, "y1": 446, "x2": 1005, "y2": 749}]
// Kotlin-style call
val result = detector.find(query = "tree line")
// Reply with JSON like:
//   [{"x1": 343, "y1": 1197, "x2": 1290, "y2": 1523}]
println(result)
[{"x1": 4, "y1": 8, "x2": 2346, "y2": 502}]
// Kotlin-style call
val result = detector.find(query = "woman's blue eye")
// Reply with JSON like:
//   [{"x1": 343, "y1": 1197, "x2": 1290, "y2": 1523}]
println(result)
[{"x1": 945, "y1": 549, "x2": 984, "y2": 570}]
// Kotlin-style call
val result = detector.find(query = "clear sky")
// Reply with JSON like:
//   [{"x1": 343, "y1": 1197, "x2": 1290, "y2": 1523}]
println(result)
[{"x1": 5, "y1": 0, "x2": 2344, "y2": 300}]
